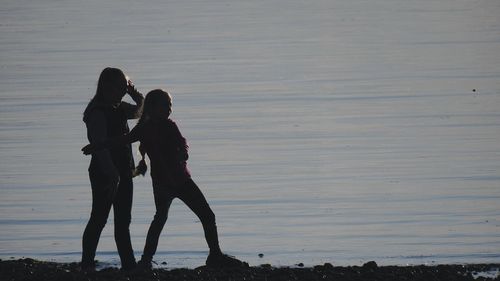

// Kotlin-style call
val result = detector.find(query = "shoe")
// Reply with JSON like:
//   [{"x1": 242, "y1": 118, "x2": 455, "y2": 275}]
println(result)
[
  {"x1": 80, "y1": 261, "x2": 96, "y2": 272},
  {"x1": 137, "y1": 259, "x2": 152, "y2": 270},
  {"x1": 121, "y1": 261, "x2": 137, "y2": 272},
  {"x1": 206, "y1": 253, "x2": 248, "y2": 268}
]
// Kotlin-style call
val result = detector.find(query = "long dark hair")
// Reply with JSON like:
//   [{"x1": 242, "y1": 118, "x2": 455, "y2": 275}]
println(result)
[
  {"x1": 137, "y1": 89, "x2": 172, "y2": 126},
  {"x1": 83, "y1": 67, "x2": 127, "y2": 123}
]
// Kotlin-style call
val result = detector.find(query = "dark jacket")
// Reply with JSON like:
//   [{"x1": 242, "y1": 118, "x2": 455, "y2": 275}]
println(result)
[
  {"x1": 84, "y1": 94, "x2": 143, "y2": 177},
  {"x1": 128, "y1": 118, "x2": 191, "y2": 187},
  {"x1": 85, "y1": 103, "x2": 135, "y2": 175}
]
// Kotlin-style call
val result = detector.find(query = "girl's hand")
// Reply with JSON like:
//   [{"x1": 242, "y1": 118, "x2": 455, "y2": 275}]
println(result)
[
  {"x1": 82, "y1": 141, "x2": 107, "y2": 155},
  {"x1": 127, "y1": 80, "x2": 138, "y2": 96},
  {"x1": 178, "y1": 150, "x2": 189, "y2": 161},
  {"x1": 81, "y1": 144, "x2": 97, "y2": 155},
  {"x1": 132, "y1": 159, "x2": 147, "y2": 177}
]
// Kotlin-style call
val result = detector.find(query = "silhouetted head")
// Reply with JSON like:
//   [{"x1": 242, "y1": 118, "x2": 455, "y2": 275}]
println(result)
[
  {"x1": 96, "y1": 67, "x2": 128, "y2": 105},
  {"x1": 138, "y1": 89, "x2": 172, "y2": 125},
  {"x1": 83, "y1": 67, "x2": 128, "y2": 122}
]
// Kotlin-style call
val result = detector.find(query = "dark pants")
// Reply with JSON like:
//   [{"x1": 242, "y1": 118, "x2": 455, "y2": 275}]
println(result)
[
  {"x1": 141, "y1": 178, "x2": 221, "y2": 262},
  {"x1": 82, "y1": 168, "x2": 136, "y2": 269}
]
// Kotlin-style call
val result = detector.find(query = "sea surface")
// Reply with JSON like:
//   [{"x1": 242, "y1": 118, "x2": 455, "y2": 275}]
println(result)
[{"x1": 1, "y1": 0, "x2": 499, "y2": 268}]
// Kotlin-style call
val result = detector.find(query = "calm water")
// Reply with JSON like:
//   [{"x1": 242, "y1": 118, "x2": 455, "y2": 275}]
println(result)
[{"x1": 1, "y1": 0, "x2": 499, "y2": 268}]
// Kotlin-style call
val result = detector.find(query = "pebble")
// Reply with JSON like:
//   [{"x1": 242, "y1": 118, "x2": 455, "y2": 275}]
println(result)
[{"x1": 362, "y1": 261, "x2": 378, "y2": 270}]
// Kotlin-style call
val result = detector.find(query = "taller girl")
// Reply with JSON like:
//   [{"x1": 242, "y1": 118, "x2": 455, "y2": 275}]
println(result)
[{"x1": 81, "y1": 67, "x2": 144, "y2": 270}]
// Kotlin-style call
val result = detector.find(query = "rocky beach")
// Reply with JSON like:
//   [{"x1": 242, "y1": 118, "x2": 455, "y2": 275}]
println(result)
[
  {"x1": 1, "y1": 259, "x2": 499, "y2": 281},
  {"x1": 1, "y1": 0, "x2": 500, "y2": 276}
]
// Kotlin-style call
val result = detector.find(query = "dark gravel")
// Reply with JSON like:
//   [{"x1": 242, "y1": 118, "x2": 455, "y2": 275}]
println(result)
[{"x1": 1, "y1": 258, "x2": 498, "y2": 281}]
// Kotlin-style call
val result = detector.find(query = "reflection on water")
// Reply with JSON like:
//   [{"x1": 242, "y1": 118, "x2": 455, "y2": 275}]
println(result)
[{"x1": 1, "y1": 0, "x2": 499, "y2": 267}]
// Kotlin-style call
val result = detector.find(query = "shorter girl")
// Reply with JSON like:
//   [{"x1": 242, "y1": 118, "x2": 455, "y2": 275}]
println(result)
[{"x1": 83, "y1": 89, "x2": 246, "y2": 268}]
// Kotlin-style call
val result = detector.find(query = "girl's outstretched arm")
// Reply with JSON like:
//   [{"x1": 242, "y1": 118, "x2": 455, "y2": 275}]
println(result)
[
  {"x1": 82, "y1": 123, "x2": 143, "y2": 155},
  {"x1": 132, "y1": 142, "x2": 147, "y2": 177}
]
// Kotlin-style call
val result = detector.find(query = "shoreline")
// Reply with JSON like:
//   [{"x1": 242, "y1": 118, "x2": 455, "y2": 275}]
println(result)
[{"x1": 1, "y1": 258, "x2": 498, "y2": 281}]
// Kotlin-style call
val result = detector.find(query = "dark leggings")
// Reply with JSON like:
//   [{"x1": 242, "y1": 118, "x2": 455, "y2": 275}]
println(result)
[
  {"x1": 81, "y1": 169, "x2": 136, "y2": 269},
  {"x1": 141, "y1": 178, "x2": 221, "y2": 262}
]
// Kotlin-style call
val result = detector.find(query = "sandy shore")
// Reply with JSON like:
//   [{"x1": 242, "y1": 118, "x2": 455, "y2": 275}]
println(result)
[{"x1": 0, "y1": 258, "x2": 498, "y2": 281}]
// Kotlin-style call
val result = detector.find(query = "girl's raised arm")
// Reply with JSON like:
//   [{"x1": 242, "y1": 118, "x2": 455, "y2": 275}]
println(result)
[{"x1": 121, "y1": 81, "x2": 144, "y2": 119}]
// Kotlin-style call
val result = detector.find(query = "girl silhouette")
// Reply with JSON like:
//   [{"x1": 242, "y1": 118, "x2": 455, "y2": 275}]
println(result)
[{"x1": 81, "y1": 67, "x2": 144, "y2": 270}]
